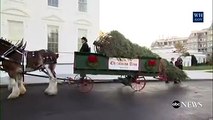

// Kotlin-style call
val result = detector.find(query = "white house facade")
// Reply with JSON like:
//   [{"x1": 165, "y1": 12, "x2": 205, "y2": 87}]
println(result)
[
  {"x1": 151, "y1": 36, "x2": 188, "y2": 48},
  {"x1": 150, "y1": 24, "x2": 212, "y2": 66},
  {"x1": 0, "y1": 0, "x2": 100, "y2": 63},
  {"x1": 151, "y1": 46, "x2": 207, "y2": 67},
  {"x1": 0, "y1": 0, "x2": 99, "y2": 78}
]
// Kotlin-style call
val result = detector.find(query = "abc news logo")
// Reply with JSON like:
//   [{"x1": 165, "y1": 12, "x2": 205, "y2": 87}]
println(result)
[{"x1": 172, "y1": 100, "x2": 202, "y2": 108}]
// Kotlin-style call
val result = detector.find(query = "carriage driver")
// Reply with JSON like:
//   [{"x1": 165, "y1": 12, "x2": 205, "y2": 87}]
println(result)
[
  {"x1": 79, "y1": 37, "x2": 90, "y2": 81},
  {"x1": 80, "y1": 37, "x2": 90, "y2": 53}
]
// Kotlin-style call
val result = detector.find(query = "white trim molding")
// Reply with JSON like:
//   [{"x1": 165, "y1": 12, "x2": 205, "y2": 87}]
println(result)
[
  {"x1": 42, "y1": 15, "x2": 64, "y2": 22},
  {"x1": 74, "y1": 19, "x2": 92, "y2": 26},
  {"x1": 1, "y1": 8, "x2": 29, "y2": 17}
]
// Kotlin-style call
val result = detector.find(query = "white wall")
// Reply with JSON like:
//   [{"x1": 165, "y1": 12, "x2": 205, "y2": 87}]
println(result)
[{"x1": 0, "y1": 0, "x2": 99, "y2": 78}]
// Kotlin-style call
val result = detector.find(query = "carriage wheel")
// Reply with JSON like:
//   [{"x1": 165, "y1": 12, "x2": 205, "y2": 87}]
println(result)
[
  {"x1": 131, "y1": 76, "x2": 146, "y2": 91},
  {"x1": 74, "y1": 75, "x2": 94, "y2": 93}
]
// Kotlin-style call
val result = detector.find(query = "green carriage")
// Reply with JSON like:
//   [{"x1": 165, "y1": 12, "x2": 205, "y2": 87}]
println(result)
[{"x1": 73, "y1": 52, "x2": 161, "y2": 92}]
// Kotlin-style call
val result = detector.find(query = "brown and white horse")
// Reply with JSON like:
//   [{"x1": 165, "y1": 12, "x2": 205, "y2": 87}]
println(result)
[{"x1": 0, "y1": 38, "x2": 59, "y2": 99}]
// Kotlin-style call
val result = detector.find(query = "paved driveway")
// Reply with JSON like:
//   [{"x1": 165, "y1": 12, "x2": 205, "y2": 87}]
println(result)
[{"x1": 0, "y1": 81, "x2": 212, "y2": 120}]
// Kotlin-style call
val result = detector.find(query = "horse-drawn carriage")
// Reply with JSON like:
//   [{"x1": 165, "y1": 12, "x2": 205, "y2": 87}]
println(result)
[
  {"x1": 72, "y1": 52, "x2": 161, "y2": 92},
  {"x1": 0, "y1": 37, "x2": 166, "y2": 99}
]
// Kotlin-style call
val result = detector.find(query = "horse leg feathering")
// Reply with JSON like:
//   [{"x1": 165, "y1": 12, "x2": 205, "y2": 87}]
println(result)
[
  {"x1": 7, "y1": 77, "x2": 20, "y2": 99},
  {"x1": 17, "y1": 73, "x2": 26, "y2": 95},
  {"x1": 44, "y1": 65, "x2": 58, "y2": 95}
]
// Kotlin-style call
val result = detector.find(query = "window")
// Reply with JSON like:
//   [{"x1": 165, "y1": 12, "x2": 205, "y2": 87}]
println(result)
[
  {"x1": 78, "y1": 0, "x2": 87, "y2": 12},
  {"x1": 78, "y1": 29, "x2": 87, "y2": 50},
  {"x1": 48, "y1": 25, "x2": 59, "y2": 52},
  {"x1": 48, "y1": 0, "x2": 58, "y2": 7},
  {"x1": 8, "y1": 20, "x2": 24, "y2": 43}
]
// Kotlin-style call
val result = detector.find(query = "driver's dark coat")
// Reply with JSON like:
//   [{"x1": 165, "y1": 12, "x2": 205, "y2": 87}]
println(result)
[{"x1": 80, "y1": 42, "x2": 90, "y2": 52}]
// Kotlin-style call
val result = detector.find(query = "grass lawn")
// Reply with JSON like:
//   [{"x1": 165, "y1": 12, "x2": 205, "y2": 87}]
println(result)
[{"x1": 183, "y1": 65, "x2": 213, "y2": 70}]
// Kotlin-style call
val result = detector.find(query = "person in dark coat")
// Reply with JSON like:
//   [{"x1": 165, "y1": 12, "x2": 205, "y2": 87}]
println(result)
[
  {"x1": 174, "y1": 57, "x2": 183, "y2": 84},
  {"x1": 170, "y1": 57, "x2": 175, "y2": 65},
  {"x1": 80, "y1": 37, "x2": 90, "y2": 53},
  {"x1": 175, "y1": 57, "x2": 183, "y2": 70}
]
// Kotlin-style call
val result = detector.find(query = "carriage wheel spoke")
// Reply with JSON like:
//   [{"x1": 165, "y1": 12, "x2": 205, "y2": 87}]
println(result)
[
  {"x1": 131, "y1": 76, "x2": 146, "y2": 91},
  {"x1": 74, "y1": 75, "x2": 94, "y2": 93}
]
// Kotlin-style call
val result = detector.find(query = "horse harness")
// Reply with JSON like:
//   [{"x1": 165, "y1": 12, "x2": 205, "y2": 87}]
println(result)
[{"x1": 0, "y1": 46, "x2": 56, "y2": 70}]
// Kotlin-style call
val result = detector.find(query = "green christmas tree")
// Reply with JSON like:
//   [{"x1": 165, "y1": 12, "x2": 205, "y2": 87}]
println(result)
[{"x1": 94, "y1": 30, "x2": 188, "y2": 81}]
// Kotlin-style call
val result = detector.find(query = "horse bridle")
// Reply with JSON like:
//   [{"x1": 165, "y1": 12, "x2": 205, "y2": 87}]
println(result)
[{"x1": 0, "y1": 42, "x2": 25, "y2": 65}]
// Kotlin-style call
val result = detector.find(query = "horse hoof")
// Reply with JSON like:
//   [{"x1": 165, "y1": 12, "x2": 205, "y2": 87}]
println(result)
[
  {"x1": 44, "y1": 89, "x2": 57, "y2": 96},
  {"x1": 19, "y1": 87, "x2": 26, "y2": 95},
  {"x1": 7, "y1": 93, "x2": 20, "y2": 99},
  {"x1": 20, "y1": 89, "x2": 26, "y2": 95}
]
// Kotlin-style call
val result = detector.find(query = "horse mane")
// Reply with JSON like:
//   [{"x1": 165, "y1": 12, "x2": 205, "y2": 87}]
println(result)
[
  {"x1": 0, "y1": 37, "x2": 13, "y2": 46},
  {"x1": 0, "y1": 37, "x2": 25, "y2": 50}
]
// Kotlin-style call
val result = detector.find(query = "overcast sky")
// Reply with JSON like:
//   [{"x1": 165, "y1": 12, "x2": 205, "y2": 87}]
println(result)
[{"x1": 100, "y1": 0, "x2": 212, "y2": 48}]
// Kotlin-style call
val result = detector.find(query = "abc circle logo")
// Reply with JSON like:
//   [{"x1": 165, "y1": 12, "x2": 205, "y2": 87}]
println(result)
[{"x1": 172, "y1": 100, "x2": 181, "y2": 108}]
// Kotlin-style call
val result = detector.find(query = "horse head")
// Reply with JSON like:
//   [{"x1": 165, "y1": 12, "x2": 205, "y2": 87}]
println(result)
[
  {"x1": 1, "y1": 38, "x2": 27, "y2": 57},
  {"x1": 0, "y1": 37, "x2": 13, "y2": 55}
]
